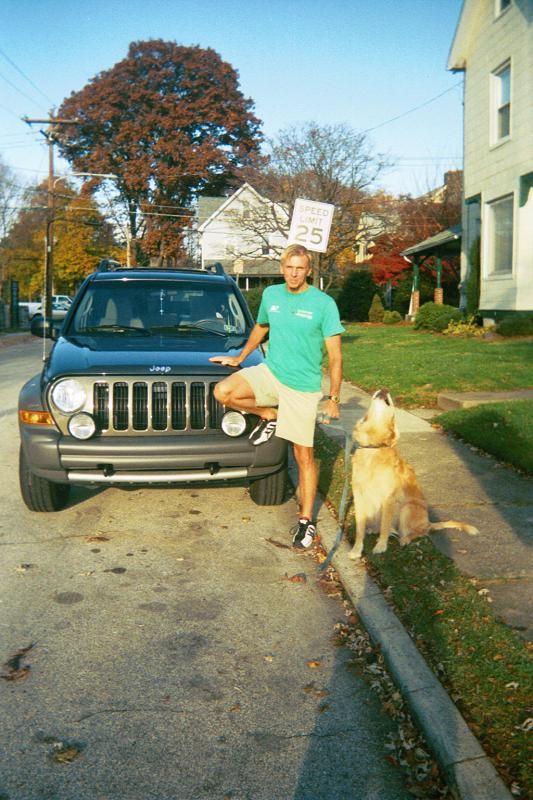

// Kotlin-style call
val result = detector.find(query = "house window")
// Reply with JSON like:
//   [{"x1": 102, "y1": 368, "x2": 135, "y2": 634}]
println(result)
[
  {"x1": 487, "y1": 195, "x2": 513, "y2": 275},
  {"x1": 492, "y1": 62, "x2": 511, "y2": 142}
]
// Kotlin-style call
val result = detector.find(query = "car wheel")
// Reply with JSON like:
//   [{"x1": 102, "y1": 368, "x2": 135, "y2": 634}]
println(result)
[
  {"x1": 249, "y1": 467, "x2": 288, "y2": 506},
  {"x1": 19, "y1": 446, "x2": 70, "y2": 512}
]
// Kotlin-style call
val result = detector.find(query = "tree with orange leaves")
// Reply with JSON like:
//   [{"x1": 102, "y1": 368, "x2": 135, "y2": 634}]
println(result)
[{"x1": 56, "y1": 40, "x2": 263, "y2": 265}]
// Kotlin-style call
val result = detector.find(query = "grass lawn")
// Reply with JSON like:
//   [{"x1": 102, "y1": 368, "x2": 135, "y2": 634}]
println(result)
[
  {"x1": 315, "y1": 430, "x2": 533, "y2": 797},
  {"x1": 341, "y1": 324, "x2": 533, "y2": 407},
  {"x1": 339, "y1": 323, "x2": 533, "y2": 473},
  {"x1": 436, "y1": 400, "x2": 533, "y2": 475}
]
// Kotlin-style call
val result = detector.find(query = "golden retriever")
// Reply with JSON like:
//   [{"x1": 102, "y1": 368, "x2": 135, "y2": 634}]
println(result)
[{"x1": 349, "y1": 388, "x2": 478, "y2": 559}]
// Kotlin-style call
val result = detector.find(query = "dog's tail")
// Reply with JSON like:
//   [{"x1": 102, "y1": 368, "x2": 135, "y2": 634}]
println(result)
[{"x1": 429, "y1": 520, "x2": 479, "y2": 536}]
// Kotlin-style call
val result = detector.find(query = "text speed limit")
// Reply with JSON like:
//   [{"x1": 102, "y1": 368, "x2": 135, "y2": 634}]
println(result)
[{"x1": 287, "y1": 199, "x2": 335, "y2": 253}]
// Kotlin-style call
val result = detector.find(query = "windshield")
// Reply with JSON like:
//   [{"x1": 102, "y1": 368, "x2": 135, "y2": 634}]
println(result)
[{"x1": 69, "y1": 279, "x2": 249, "y2": 337}]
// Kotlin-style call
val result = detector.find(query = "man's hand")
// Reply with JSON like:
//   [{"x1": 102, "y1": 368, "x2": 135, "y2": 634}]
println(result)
[
  {"x1": 209, "y1": 355, "x2": 241, "y2": 368},
  {"x1": 320, "y1": 398, "x2": 340, "y2": 424}
]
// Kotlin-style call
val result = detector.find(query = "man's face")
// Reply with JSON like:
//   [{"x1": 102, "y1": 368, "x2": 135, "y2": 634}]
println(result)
[{"x1": 281, "y1": 255, "x2": 312, "y2": 293}]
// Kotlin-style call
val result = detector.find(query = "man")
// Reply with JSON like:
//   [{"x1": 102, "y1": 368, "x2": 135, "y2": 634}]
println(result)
[{"x1": 210, "y1": 244, "x2": 344, "y2": 549}]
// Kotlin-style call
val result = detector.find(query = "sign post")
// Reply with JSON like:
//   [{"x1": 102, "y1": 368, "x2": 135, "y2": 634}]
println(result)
[{"x1": 287, "y1": 198, "x2": 335, "y2": 253}]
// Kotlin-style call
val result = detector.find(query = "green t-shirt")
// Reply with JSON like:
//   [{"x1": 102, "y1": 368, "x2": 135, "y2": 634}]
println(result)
[{"x1": 257, "y1": 283, "x2": 344, "y2": 392}]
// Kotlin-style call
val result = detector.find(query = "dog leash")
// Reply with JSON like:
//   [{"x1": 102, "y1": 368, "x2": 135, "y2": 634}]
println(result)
[{"x1": 316, "y1": 414, "x2": 353, "y2": 573}]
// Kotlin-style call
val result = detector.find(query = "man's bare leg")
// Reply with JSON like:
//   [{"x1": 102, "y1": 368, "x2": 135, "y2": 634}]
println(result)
[
  {"x1": 214, "y1": 372, "x2": 277, "y2": 420},
  {"x1": 292, "y1": 444, "x2": 317, "y2": 521}
]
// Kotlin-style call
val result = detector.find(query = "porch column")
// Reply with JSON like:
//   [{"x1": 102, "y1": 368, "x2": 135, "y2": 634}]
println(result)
[
  {"x1": 434, "y1": 256, "x2": 443, "y2": 304},
  {"x1": 410, "y1": 258, "x2": 420, "y2": 315}
]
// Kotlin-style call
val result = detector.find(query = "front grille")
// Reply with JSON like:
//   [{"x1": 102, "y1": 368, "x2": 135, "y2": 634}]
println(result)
[{"x1": 91, "y1": 379, "x2": 224, "y2": 434}]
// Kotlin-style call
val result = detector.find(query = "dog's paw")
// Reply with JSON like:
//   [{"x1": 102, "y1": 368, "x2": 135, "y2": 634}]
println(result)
[
  {"x1": 372, "y1": 541, "x2": 388, "y2": 554},
  {"x1": 348, "y1": 549, "x2": 363, "y2": 560}
]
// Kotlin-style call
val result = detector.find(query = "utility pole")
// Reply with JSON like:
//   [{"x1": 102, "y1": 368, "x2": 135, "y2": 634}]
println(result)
[{"x1": 22, "y1": 113, "x2": 79, "y2": 323}]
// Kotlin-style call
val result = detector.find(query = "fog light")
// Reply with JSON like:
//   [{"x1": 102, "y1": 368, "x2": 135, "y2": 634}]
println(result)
[
  {"x1": 221, "y1": 411, "x2": 246, "y2": 437},
  {"x1": 68, "y1": 412, "x2": 96, "y2": 440}
]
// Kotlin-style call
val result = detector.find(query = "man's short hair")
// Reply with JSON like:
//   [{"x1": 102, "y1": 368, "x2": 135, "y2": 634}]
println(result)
[{"x1": 281, "y1": 244, "x2": 311, "y2": 269}]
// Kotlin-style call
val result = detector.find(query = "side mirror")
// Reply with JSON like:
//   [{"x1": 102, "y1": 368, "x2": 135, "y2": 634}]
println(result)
[{"x1": 30, "y1": 315, "x2": 58, "y2": 340}]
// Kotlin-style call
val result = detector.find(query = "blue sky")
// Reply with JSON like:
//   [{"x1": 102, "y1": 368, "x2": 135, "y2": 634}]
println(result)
[{"x1": 1, "y1": 0, "x2": 464, "y2": 196}]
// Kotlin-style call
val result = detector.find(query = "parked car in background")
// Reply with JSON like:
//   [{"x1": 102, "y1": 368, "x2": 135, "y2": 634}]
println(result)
[
  {"x1": 19, "y1": 295, "x2": 73, "y2": 320},
  {"x1": 31, "y1": 299, "x2": 72, "y2": 321}
]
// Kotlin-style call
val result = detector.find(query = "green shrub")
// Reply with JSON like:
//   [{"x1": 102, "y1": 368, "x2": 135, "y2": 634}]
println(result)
[
  {"x1": 414, "y1": 301, "x2": 462, "y2": 332},
  {"x1": 443, "y1": 315, "x2": 487, "y2": 337},
  {"x1": 465, "y1": 235, "x2": 481, "y2": 315},
  {"x1": 242, "y1": 287, "x2": 264, "y2": 320},
  {"x1": 496, "y1": 315, "x2": 533, "y2": 337},
  {"x1": 383, "y1": 310, "x2": 402, "y2": 325},
  {"x1": 391, "y1": 274, "x2": 434, "y2": 316},
  {"x1": 337, "y1": 269, "x2": 379, "y2": 322},
  {"x1": 368, "y1": 293, "x2": 385, "y2": 323}
]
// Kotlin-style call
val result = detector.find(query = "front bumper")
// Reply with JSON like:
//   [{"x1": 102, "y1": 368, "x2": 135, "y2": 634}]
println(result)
[{"x1": 19, "y1": 426, "x2": 287, "y2": 485}]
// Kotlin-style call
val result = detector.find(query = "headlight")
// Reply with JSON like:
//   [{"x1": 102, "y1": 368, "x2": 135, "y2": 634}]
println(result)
[
  {"x1": 221, "y1": 411, "x2": 246, "y2": 437},
  {"x1": 51, "y1": 379, "x2": 86, "y2": 413},
  {"x1": 68, "y1": 413, "x2": 96, "y2": 440}
]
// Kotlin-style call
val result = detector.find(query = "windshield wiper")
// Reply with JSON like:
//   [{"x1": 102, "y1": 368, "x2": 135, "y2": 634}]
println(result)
[
  {"x1": 82, "y1": 324, "x2": 151, "y2": 336},
  {"x1": 171, "y1": 322, "x2": 227, "y2": 337}
]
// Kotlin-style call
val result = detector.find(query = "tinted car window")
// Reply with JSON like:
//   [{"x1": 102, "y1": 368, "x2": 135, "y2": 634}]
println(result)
[{"x1": 70, "y1": 279, "x2": 248, "y2": 336}]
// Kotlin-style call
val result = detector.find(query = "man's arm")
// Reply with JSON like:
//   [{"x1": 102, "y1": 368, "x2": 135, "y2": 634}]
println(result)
[
  {"x1": 323, "y1": 334, "x2": 343, "y2": 419},
  {"x1": 209, "y1": 323, "x2": 270, "y2": 367}
]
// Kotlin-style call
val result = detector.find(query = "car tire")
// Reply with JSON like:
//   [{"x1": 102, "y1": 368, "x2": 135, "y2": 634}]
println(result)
[
  {"x1": 19, "y1": 446, "x2": 70, "y2": 512},
  {"x1": 249, "y1": 467, "x2": 288, "y2": 506}
]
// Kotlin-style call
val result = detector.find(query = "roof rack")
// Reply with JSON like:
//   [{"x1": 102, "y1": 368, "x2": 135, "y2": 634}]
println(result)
[
  {"x1": 97, "y1": 258, "x2": 124, "y2": 272},
  {"x1": 204, "y1": 262, "x2": 225, "y2": 275}
]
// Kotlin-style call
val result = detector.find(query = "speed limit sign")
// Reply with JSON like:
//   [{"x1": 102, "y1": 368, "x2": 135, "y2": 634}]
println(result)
[{"x1": 287, "y1": 198, "x2": 335, "y2": 253}]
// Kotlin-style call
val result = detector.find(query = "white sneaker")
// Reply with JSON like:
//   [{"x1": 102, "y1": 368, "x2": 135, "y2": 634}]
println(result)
[{"x1": 249, "y1": 419, "x2": 277, "y2": 446}]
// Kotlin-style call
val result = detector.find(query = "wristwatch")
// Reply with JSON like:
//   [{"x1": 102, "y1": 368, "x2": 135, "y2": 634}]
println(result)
[{"x1": 327, "y1": 394, "x2": 340, "y2": 403}]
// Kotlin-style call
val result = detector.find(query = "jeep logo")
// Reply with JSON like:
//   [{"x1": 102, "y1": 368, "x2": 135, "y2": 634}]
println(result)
[{"x1": 149, "y1": 365, "x2": 171, "y2": 373}]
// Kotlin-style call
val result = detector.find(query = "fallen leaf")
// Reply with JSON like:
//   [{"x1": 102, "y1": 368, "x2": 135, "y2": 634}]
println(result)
[
  {"x1": 15, "y1": 564, "x2": 33, "y2": 572},
  {"x1": 283, "y1": 573, "x2": 307, "y2": 584},
  {"x1": 51, "y1": 745, "x2": 82, "y2": 764},
  {"x1": 85, "y1": 535, "x2": 109, "y2": 543},
  {"x1": 228, "y1": 703, "x2": 241, "y2": 712},
  {"x1": 264, "y1": 537, "x2": 290, "y2": 550},
  {"x1": 263, "y1": 655, "x2": 274, "y2": 662},
  {"x1": 1, "y1": 643, "x2": 35, "y2": 682},
  {"x1": 307, "y1": 660, "x2": 321, "y2": 669},
  {"x1": 303, "y1": 682, "x2": 329, "y2": 699}
]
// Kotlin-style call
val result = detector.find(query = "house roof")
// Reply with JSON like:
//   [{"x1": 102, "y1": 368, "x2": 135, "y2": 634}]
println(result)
[
  {"x1": 401, "y1": 224, "x2": 461, "y2": 258},
  {"x1": 197, "y1": 182, "x2": 287, "y2": 232},
  {"x1": 197, "y1": 196, "x2": 226, "y2": 225},
  {"x1": 447, "y1": 0, "x2": 484, "y2": 70}
]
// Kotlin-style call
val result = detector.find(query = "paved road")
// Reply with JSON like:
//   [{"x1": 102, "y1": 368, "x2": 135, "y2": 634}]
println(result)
[{"x1": 0, "y1": 340, "x2": 413, "y2": 800}]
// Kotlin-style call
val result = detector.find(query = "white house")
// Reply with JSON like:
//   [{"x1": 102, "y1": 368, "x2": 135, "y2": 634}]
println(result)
[
  {"x1": 448, "y1": 0, "x2": 533, "y2": 321},
  {"x1": 197, "y1": 183, "x2": 288, "y2": 288}
]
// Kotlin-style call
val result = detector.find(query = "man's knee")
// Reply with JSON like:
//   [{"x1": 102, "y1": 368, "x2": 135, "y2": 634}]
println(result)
[{"x1": 214, "y1": 380, "x2": 231, "y2": 405}]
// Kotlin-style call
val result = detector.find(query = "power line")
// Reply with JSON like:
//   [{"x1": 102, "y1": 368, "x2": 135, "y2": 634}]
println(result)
[
  {"x1": 0, "y1": 67, "x2": 46, "y2": 110},
  {"x1": 0, "y1": 46, "x2": 56, "y2": 107},
  {"x1": 362, "y1": 82, "x2": 463, "y2": 134}
]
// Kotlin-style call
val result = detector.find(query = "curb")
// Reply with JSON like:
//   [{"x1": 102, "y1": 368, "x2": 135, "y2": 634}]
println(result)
[{"x1": 320, "y1": 529, "x2": 513, "y2": 800}]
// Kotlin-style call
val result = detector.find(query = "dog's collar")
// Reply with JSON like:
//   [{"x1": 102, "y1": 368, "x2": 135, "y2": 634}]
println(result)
[{"x1": 353, "y1": 443, "x2": 393, "y2": 450}]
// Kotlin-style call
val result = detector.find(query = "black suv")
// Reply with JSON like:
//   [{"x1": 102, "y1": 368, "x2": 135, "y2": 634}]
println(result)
[{"x1": 18, "y1": 263, "x2": 288, "y2": 512}]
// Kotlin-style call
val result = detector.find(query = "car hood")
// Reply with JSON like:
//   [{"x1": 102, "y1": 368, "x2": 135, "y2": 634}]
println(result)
[{"x1": 45, "y1": 334, "x2": 262, "y2": 378}]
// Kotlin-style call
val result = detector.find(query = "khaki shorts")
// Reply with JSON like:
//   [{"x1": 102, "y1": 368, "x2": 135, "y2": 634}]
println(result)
[{"x1": 239, "y1": 363, "x2": 321, "y2": 447}]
